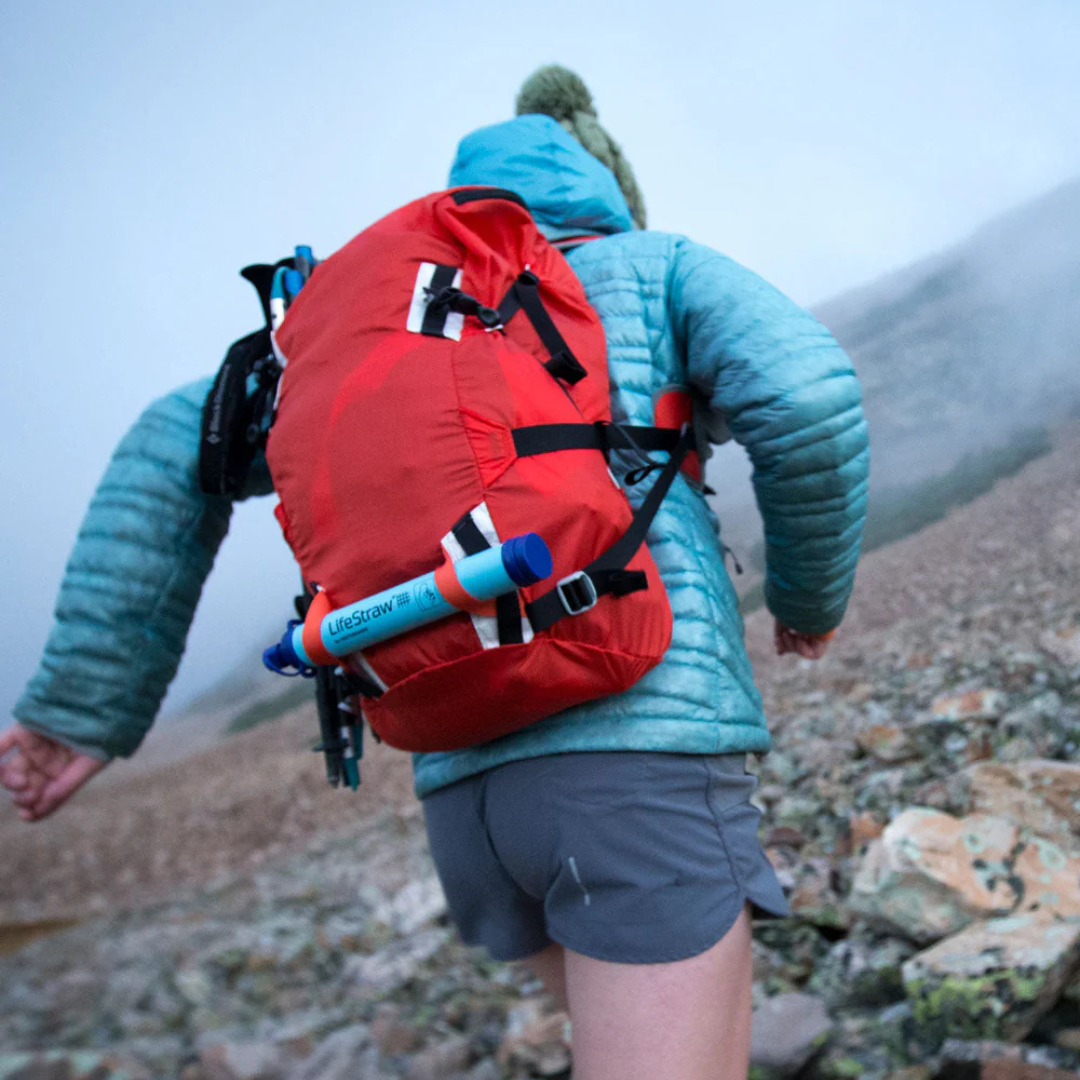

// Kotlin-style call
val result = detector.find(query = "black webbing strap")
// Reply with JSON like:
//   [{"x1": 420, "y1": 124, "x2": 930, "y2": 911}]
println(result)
[
  {"x1": 451, "y1": 513, "x2": 488, "y2": 557},
  {"x1": 199, "y1": 328, "x2": 272, "y2": 497},
  {"x1": 525, "y1": 427, "x2": 695, "y2": 634},
  {"x1": 450, "y1": 514, "x2": 523, "y2": 646},
  {"x1": 421, "y1": 265, "x2": 461, "y2": 336},
  {"x1": 512, "y1": 422, "x2": 684, "y2": 461},
  {"x1": 337, "y1": 668, "x2": 385, "y2": 699},
  {"x1": 497, "y1": 271, "x2": 587, "y2": 384},
  {"x1": 495, "y1": 589, "x2": 525, "y2": 645}
]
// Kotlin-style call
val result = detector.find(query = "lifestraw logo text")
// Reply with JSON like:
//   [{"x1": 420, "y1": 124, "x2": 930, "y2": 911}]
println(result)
[{"x1": 326, "y1": 599, "x2": 395, "y2": 639}]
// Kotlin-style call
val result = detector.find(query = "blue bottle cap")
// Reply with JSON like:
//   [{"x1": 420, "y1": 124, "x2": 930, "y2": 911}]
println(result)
[
  {"x1": 501, "y1": 533, "x2": 553, "y2": 587},
  {"x1": 283, "y1": 268, "x2": 305, "y2": 297}
]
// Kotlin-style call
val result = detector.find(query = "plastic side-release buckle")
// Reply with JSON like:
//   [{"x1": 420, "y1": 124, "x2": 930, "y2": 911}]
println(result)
[{"x1": 556, "y1": 571, "x2": 598, "y2": 616}]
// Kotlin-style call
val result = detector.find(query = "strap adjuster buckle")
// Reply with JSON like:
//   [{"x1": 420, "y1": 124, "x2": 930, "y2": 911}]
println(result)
[{"x1": 556, "y1": 571, "x2": 598, "y2": 616}]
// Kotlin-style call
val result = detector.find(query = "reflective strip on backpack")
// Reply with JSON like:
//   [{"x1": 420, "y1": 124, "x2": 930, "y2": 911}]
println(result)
[
  {"x1": 351, "y1": 651, "x2": 388, "y2": 694},
  {"x1": 407, "y1": 262, "x2": 464, "y2": 340},
  {"x1": 441, "y1": 502, "x2": 534, "y2": 650}
]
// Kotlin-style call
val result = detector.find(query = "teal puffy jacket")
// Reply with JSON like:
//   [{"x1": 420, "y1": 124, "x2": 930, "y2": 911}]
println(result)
[{"x1": 15, "y1": 116, "x2": 869, "y2": 797}]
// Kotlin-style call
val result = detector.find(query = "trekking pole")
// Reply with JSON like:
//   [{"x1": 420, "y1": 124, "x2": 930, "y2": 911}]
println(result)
[
  {"x1": 313, "y1": 665, "x2": 362, "y2": 790},
  {"x1": 291, "y1": 590, "x2": 346, "y2": 787}
]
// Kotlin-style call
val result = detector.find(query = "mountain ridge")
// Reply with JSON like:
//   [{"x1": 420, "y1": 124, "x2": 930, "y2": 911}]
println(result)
[{"x1": 815, "y1": 176, "x2": 1080, "y2": 489}]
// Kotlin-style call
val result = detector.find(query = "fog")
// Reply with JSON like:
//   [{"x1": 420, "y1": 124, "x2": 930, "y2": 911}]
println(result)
[{"x1": 3, "y1": 0, "x2": 1080, "y2": 731}]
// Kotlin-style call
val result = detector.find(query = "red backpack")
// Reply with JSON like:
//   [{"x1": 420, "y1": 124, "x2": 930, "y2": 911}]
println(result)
[{"x1": 209, "y1": 187, "x2": 694, "y2": 754}]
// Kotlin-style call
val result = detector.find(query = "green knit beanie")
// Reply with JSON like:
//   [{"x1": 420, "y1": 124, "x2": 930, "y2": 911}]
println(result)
[{"x1": 515, "y1": 64, "x2": 647, "y2": 230}]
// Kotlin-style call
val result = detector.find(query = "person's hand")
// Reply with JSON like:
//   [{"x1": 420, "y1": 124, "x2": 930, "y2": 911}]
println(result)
[
  {"x1": 0, "y1": 724, "x2": 108, "y2": 822},
  {"x1": 774, "y1": 620, "x2": 835, "y2": 660}
]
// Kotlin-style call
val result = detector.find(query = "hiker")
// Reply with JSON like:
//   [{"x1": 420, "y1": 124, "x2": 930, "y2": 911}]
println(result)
[{"x1": 2, "y1": 66, "x2": 868, "y2": 1080}]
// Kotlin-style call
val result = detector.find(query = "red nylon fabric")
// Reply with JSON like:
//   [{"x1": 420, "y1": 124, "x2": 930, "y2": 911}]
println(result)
[
  {"x1": 266, "y1": 188, "x2": 673, "y2": 751},
  {"x1": 654, "y1": 388, "x2": 702, "y2": 482}
]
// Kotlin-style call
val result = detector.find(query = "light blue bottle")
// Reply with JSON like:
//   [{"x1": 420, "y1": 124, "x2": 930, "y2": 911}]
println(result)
[{"x1": 263, "y1": 533, "x2": 552, "y2": 674}]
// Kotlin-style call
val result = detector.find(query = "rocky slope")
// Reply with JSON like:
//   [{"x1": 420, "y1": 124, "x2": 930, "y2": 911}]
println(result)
[
  {"x1": 1, "y1": 425, "x2": 1078, "y2": 1080},
  {"x1": 733, "y1": 422, "x2": 1080, "y2": 1076}
]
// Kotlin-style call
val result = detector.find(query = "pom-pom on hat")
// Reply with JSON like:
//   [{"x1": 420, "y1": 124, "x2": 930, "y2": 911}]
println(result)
[{"x1": 515, "y1": 65, "x2": 647, "y2": 230}]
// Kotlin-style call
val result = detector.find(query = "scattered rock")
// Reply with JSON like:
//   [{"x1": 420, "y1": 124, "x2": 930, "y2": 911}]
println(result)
[
  {"x1": 175, "y1": 965, "x2": 216, "y2": 1007},
  {"x1": 370, "y1": 1006, "x2": 421, "y2": 1056},
  {"x1": 199, "y1": 1040, "x2": 284, "y2": 1080},
  {"x1": 766, "y1": 826, "x2": 810, "y2": 849},
  {"x1": 936, "y1": 1038, "x2": 1023, "y2": 1067},
  {"x1": 983, "y1": 1062, "x2": 1080, "y2": 1080},
  {"x1": 809, "y1": 933, "x2": 915, "y2": 1008},
  {"x1": 856, "y1": 723, "x2": 918, "y2": 763},
  {"x1": 287, "y1": 1024, "x2": 370, "y2": 1080},
  {"x1": 463, "y1": 1062, "x2": 501, "y2": 1080},
  {"x1": 1052, "y1": 1026, "x2": 1080, "y2": 1052},
  {"x1": 498, "y1": 1003, "x2": 571, "y2": 1077},
  {"x1": 931, "y1": 689, "x2": 1008, "y2": 723},
  {"x1": 749, "y1": 993, "x2": 832, "y2": 1075},
  {"x1": 372, "y1": 877, "x2": 447, "y2": 936},
  {"x1": 1039, "y1": 626, "x2": 1080, "y2": 669},
  {"x1": 786, "y1": 857, "x2": 852, "y2": 931},
  {"x1": 343, "y1": 927, "x2": 451, "y2": 992},
  {"x1": 404, "y1": 1034, "x2": 471, "y2": 1080},
  {"x1": 849, "y1": 812, "x2": 886, "y2": 851},
  {"x1": 0, "y1": 1053, "x2": 152, "y2": 1080}
]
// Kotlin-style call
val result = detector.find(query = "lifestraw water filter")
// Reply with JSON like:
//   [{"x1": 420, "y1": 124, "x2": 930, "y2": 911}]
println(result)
[{"x1": 263, "y1": 533, "x2": 553, "y2": 675}]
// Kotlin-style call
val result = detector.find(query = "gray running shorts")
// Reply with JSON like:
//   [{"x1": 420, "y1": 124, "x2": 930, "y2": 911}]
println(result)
[{"x1": 421, "y1": 751, "x2": 789, "y2": 964}]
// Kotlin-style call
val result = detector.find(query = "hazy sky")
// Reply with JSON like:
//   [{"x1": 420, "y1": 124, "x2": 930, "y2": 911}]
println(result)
[{"x1": 3, "y1": 0, "x2": 1079, "y2": 730}]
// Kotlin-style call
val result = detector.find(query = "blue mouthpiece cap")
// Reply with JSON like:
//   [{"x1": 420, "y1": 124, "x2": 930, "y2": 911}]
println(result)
[{"x1": 501, "y1": 533, "x2": 553, "y2": 586}]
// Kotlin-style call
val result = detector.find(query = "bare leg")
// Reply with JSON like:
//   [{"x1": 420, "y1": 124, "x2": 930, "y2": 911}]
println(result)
[
  {"x1": 564, "y1": 905, "x2": 754, "y2": 1080},
  {"x1": 520, "y1": 941, "x2": 568, "y2": 1011}
]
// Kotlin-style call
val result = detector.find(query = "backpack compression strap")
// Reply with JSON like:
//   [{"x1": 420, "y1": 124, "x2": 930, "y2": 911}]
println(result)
[
  {"x1": 512, "y1": 422, "x2": 685, "y2": 459},
  {"x1": 522, "y1": 426, "x2": 695, "y2": 633},
  {"x1": 497, "y1": 271, "x2": 588, "y2": 385},
  {"x1": 449, "y1": 512, "x2": 526, "y2": 647}
]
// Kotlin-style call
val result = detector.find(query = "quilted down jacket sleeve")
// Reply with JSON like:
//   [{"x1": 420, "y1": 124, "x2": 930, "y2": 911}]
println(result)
[
  {"x1": 670, "y1": 240, "x2": 870, "y2": 635},
  {"x1": 13, "y1": 378, "x2": 269, "y2": 760}
]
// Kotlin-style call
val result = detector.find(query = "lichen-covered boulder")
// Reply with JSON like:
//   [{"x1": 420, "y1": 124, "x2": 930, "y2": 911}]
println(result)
[
  {"x1": 850, "y1": 808, "x2": 1080, "y2": 943},
  {"x1": 902, "y1": 913, "x2": 1080, "y2": 1043},
  {"x1": 964, "y1": 760, "x2": 1080, "y2": 852},
  {"x1": 850, "y1": 810, "x2": 1025, "y2": 942}
]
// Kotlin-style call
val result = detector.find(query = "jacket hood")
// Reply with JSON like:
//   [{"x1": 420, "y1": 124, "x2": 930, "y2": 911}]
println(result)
[{"x1": 448, "y1": 115, "x2": 635, "y2": 240}]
